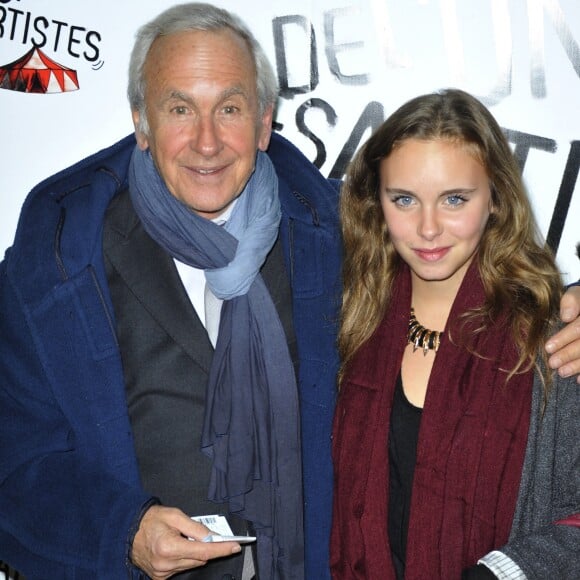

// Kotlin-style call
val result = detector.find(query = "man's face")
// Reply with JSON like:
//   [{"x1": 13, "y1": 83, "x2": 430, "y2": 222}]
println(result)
[{"x1": 133, "y1": 29, "x2": 273, "y2": 219}]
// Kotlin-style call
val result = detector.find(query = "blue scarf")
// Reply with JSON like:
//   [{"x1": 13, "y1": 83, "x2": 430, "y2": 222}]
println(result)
[{"x1": 129, "y1": 146, "x2": 304, "y2": 579}]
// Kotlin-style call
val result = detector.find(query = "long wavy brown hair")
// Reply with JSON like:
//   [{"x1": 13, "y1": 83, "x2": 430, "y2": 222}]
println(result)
[{"x1": 339, "y1": 89, "x2": 563, "y2": 388}]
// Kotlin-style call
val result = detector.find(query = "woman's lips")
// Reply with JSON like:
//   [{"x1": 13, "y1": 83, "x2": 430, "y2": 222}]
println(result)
[{"x1": 413, "y1": 247, "x2": 451, "y2": 262}]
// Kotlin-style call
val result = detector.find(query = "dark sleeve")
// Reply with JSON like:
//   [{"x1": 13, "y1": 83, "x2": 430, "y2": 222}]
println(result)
[
  {"x1": 497, "y1": 371, "x2": 580, "y2": 578},
  {"x1": 461, "y1": 564, "x2": 498, "y2": 579},
  {"x1": 0, "y1": 263, "x2": 152, "y2": 579}
]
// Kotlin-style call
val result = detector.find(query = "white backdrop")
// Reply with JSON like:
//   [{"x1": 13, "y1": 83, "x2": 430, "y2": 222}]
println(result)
[
  {"x1": 0, "y1": 1, "x2": 579, "y2": 577},
  {"x1": 1, "y1": 0, "x2": 579, "y2": 285}
]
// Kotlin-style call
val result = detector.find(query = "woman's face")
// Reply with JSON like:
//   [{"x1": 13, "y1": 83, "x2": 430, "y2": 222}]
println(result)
[{"x1": 379, "y1": 138, "x2": 493, "y2": 294}]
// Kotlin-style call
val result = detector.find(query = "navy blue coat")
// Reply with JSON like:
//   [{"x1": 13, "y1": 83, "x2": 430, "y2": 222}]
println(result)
[{"x1": 0, "y1": 132, "x2": 341, "y2": 579}]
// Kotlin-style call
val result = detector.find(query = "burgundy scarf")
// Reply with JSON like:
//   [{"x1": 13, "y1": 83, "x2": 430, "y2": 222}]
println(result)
[{"x1": 331, "y1": 260, "x2": 533, "y2": 579}]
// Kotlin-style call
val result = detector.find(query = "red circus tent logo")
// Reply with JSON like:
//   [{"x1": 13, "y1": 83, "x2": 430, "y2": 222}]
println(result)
[{"x1": 0, "y1": 46, "x2": 79, "y2": 93}]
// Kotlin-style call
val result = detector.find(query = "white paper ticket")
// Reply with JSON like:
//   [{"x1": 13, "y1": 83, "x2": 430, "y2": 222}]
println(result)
[{"x1": 190, "y1": 514, "x2": 256, "y2": 543}]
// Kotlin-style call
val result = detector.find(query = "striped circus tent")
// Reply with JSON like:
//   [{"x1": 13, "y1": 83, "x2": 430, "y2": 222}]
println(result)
[{"x1": 0, "y1": 46, "x2": 79, "y2": 93}]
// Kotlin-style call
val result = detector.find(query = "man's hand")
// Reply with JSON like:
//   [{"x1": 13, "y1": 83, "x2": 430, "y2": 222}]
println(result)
[
  {"x1": 131, "y1": 505, "x2": 242, "y2": 580},
  {"x1": 546, "y1": 285, "x2": 580, "y2": 383}
]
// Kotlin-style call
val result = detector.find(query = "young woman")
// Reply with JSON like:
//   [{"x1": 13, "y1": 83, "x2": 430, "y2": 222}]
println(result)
[{"x1": 331, "y1": 89, "x2": 579, "y2": 579}]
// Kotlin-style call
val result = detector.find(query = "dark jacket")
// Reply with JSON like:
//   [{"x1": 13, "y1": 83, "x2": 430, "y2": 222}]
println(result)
[{"x1": 0, "y1": 132, "x2": 341, "y2": 579}]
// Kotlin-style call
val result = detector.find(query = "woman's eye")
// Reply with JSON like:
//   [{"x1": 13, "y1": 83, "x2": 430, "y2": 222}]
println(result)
[
  {"x1": 446, "y1": 195, "x2": 466, "y2": 206},
  {"x1": 393, "y1": 195, "x2": 414, "y2": 207}
]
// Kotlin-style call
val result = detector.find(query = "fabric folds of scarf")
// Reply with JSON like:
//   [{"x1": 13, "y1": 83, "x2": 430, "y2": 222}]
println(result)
[
  {"x1": 331, "y1": 260, "x2": 533, "y2": 579},
  {"x1": 129, "y1": 146, "x2": 304, "y2": 580}
]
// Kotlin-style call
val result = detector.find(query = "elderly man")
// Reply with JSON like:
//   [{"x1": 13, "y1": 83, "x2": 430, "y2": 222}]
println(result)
[
  {"x1": 0, "y1": 4, "x2": 338, "y2": 579},
  {"x1": 1, "y1": 3, "x2": 579, "y2": 580}
]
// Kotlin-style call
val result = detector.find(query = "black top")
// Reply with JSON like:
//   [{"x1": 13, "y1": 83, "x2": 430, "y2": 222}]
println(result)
[{"x1": 388, "y1": 373, "x2": 422, "y2": 580}]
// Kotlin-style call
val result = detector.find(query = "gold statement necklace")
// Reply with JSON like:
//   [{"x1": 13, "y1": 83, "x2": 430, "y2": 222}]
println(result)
[{"x1": 407, "y1": 307, "x2": 443, "y2": 355}]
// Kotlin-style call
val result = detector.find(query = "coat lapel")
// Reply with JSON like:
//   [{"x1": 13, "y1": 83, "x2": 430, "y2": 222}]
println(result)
[{"x1": 103, "y1": 189, "x2": 213, "y2": 374}]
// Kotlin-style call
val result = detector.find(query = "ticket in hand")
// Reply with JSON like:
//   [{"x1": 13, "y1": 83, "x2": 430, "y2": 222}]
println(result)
[
  {"x1": 189, "y1": 514, "x2": 256, "y2": 543},
  {"x1": 202, "y1": 534, "x2": 256, "y2": 543}
]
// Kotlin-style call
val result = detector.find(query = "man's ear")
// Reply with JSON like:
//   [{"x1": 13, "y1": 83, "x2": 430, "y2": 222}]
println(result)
[
  {"x1": 257, "y1": 105, "x2": 274, "y2": 152},
  {"x1": 132, "y1": 109, "x2": 149, "y2": 151}
]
